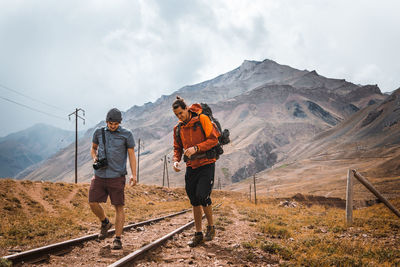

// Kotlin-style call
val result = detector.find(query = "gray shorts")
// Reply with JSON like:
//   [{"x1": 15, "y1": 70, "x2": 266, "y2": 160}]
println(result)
[{"x1": 89, "y1": 176, "x2": 126, "y2": 206}]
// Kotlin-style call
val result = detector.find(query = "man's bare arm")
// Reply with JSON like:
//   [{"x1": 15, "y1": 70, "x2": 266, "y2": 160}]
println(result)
[
  {"x1": 91, "y1": 143, "x2": 98, "y2": 163},
  {"x1": 127, "y1": 147, "x2": 137, "y2": 186}
]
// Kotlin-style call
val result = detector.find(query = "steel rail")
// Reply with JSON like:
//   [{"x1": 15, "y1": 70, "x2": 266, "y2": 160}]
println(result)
[
  {"x1": 2, "y1": 208, "x2": 191, "y2": 265},
  {"x1": 109, "y1": 203, "x2": 222, "y2": 267}
]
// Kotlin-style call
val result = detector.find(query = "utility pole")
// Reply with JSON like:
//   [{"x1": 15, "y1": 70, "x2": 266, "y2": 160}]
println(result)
[
  {"x1": 161, "y1": 154, "x2": 171, "y2": 187},
  {"x1": 166, "y1": 155, "x2": 170, "y2": 188},
  {"x1": 68, "y1": 108, "x2": 85, "y2": 184},
  {"x1": 162, "y1": 156, "x2": 167, "y2": 187},
  {"x1": 249, "y1": 184, "x2": 252, "y2": 201},
  {"x1": 217, "y1": 176, "x2": 221, "y2": 190},
  {"x1": 137, "y1": 139, "x2": 144, "y2": 183}
]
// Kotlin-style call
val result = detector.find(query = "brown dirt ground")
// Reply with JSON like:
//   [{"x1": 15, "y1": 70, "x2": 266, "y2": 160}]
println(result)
[
  {"x1": 8, "y1": 203, "x2": 280, "y2": 266},
  {"x1": 134, "y1": 204, "x2": 280, "y2": 266}
]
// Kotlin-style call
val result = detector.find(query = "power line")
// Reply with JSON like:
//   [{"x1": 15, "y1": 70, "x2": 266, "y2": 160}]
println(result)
[
  {"x1": 0, "y1": 83, "x2": 69, "y2": 112},
  {"x1": 0, "y1": 95, "x2": 67, "y2": 121},
  {"x1": 0, "y1": 82, "x2": 101, "y2": 128}
]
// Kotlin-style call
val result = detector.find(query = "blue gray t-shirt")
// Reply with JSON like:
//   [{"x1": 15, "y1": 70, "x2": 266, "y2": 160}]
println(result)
[{"x1": 92, "y1": 126, "x2": 135, "y2": 178}]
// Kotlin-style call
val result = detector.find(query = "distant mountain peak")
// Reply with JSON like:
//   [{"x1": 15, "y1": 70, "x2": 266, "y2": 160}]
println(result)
[
  {"x1": 242, "y1": 59, "x2": 259, "y2": 64},
  {"x1": 239, "y1": 60, "x2": 260, "y2": 71},
  {"x1": 309, "y1": 70, "x2": 318, "y2": 75},
  {"x1": 239, "y1": 58, "x2": 280, "y2": 71}
]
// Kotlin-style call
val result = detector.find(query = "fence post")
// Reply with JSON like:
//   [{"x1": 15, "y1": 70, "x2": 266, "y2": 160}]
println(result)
[
  {"x1": 137, "y1": 138, "x2": 141, "y2": 183},
  {"x1": 346, "y1": 169, "x2": 354, "y2": 225}
]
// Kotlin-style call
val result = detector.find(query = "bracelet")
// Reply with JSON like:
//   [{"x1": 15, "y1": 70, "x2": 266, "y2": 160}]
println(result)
[{"x1": 194, "y1": 146, "x2": 199, "y2": 152}]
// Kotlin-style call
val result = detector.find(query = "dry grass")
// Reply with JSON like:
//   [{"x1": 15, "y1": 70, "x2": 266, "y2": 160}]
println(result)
[
  {"x1": 1, "y1": 179, "x2": 399, "y2": 266},
  {"x1": 0, "y1": 179, "x2": 190, "y2": 254},
  {"x1": 236, "y1": 197, "x2": 400, "y2": 266}
]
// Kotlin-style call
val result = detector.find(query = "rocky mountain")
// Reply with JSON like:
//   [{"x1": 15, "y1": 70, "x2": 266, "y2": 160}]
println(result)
[
  {"x1": 287, "y1": 88, "x2": 400, "y2": 161},
  {"x1": 18, "y1": 59, "x2": 385, "y2": 186},
  {"x1": 229, "y1": 88, "x2": 400, "y2": 200},
  {"x1": 0, "y1": 124, "x2": 76, "y2": 178}
]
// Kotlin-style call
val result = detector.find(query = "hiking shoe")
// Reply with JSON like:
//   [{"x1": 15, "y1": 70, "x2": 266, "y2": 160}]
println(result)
[
  {"x1": 188, "y1": 232, "x2": 204, "y2": 247},
  {"x1": 204, "y1": 225, "x2": 215, "y2": 241},
  {"x1": 112, "y1": 237, "x2": 122, "y2": 250},
  {"x1": 98, "y1": 221, "x2": 113, "y2": 240}
]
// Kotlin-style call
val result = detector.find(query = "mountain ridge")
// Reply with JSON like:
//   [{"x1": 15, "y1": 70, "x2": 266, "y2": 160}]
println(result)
[
  {"x1": 14, "y1": 59, "x2": 386, "y2": 188},
  {"x1": 0, "y1": 124, "x2": 77, "y2": 178}
]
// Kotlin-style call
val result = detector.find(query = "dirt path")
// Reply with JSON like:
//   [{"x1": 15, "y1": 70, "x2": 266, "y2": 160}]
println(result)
[
  {"x1": 17, "y1": 204, "x2": 279, "y2": 266},
  {"x1": 134, "y1": 204, "x2": 279, "y2": 266},
  {"x1": 16, "y1": 182, "x2": 55, "y2": 213},
  {"x1": 60, "y1": 187, "x2": 80, "y2": 208}
]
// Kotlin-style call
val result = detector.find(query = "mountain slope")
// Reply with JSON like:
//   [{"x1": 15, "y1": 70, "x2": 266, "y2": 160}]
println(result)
[
  {"x1": 0, "y1": 124, "x2": 76, "y2": 178},
  {"x1": 19, "y1": 59, "x2": 384, "y2": 185},
  {"x1": 229, "y1": 89, "x2": 400, "y2": 199}
]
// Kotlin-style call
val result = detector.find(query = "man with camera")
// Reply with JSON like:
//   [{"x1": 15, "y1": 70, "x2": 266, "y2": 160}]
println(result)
[
  {"x1": 89, "y1": 108, "x2": 136, "y2": 250},
  {"x1": 172, "y1": 96, "x2": 220, "y2": 247}
]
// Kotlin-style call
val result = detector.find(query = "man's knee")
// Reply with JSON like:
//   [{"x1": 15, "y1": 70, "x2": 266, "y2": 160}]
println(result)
[{"x1": 114, "y1": 205, "x2": 124, "y2": 213}]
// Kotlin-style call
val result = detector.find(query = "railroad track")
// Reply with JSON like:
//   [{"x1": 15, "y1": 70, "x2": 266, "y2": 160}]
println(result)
[
  {"x1": 3, "y1": 208, "x2": 190, "y2": 266},
  {"x1": 3, "y1": 204, "x2": 221, "y2": 266},
  {"x1": 110, "y1": 203, "x2": 221, "y2": 267}
]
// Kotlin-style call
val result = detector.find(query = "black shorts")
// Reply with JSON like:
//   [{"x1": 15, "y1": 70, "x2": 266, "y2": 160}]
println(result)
[
  {"x1": 185, "y1": 163, "x2": 215, "y2": 207},
  {"x1": 88, "y1": 176, "x2": 126, "y2": 206}
]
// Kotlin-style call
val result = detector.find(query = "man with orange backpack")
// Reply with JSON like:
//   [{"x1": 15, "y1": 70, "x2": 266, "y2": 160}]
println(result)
[{"x1": 172, "y1": 96, "x2": 221, "y2": 247}]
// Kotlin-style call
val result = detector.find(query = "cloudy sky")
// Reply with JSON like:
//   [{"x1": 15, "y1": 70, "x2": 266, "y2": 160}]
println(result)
[{"x1": 0, "y1": 0, "x2": 399, "y2": 137}]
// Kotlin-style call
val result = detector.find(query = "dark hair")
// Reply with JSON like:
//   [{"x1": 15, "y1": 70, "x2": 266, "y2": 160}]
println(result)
[{"x1": 172, "y1": 96, "x2": 187, "y2": 109}]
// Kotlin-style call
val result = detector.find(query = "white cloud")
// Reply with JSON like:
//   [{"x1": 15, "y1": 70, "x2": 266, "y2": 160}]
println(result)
[{"x1": 0, "y1": 0, "x2": 399, "y2": 136}]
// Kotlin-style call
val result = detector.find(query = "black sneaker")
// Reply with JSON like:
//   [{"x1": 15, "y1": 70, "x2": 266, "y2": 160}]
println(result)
[
  {"x1": 99, "y1": 221, "x2": 113, "y2": 240},
  {"x1": 188, "y1": 232, "x2": 204, "y2": 247},
  {"x1": 204, "y1": 225, "x2": 215, "y2": 241},
  {"x1": 112, "y1": 237, "x2": 122, "y2": 250}
]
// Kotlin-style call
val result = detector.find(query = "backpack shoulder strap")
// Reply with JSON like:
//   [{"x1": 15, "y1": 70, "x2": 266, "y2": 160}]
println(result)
[
  {"x1": 198, "y1": 114, "x2": 213, "y2": 138},
  {"x1": 175, "y1": 122, "x2": 183, "y2": 147}
]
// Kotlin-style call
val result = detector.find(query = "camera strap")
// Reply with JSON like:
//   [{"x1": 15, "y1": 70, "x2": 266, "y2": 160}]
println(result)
[{"x1": 101, "y1": 127, "x2": 107, "y2": 160}]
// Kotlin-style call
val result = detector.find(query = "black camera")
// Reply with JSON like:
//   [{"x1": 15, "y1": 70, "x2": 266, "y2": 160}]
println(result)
[{"x1": 93, "y1": 158, "x2": 108, "y2": 170}]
